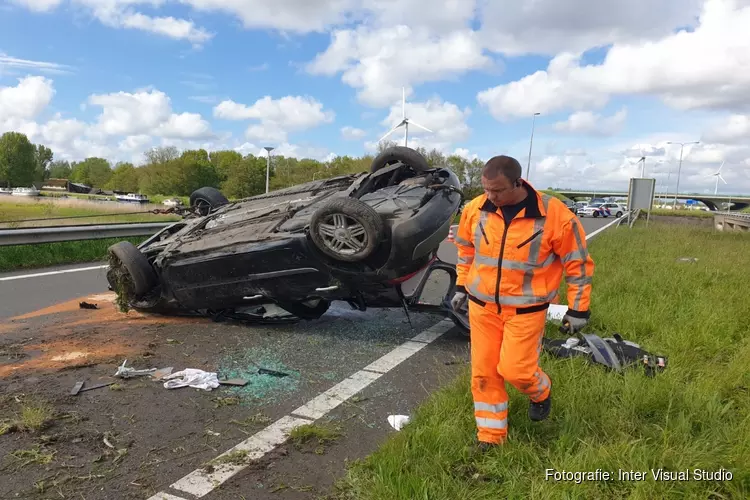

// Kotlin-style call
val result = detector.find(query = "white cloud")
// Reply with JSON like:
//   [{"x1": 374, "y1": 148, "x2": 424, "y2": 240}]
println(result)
[
  {"x1": 307, "y1": 25, "x2": 493, "y2": 107},
  {"x1": 378, "y1": 96, "x2": 472, "y2": 152},
  {"x1": 554, "y1": 108, "x2": 627, "y2": 136},
  {"x1": 477, "y1": 0, "x2": 750, "y2": 119},
  {"x1": 478, "y1": 0, "x2": 704, "y2": 56},
  {"x1": 453, "y1": 148, "x2": 479, "y2": 161},
  {"x1": 87, "y1": 88, "x2": 213, "y2": 140},
  {"x1": 702, "y1": 114, "x2": 750, "y2": 144},
  {"x1": 118, "y1": 12, "x2": 212, "y2": 45},
  {"x1": 214, "y1": 95, "x2": 334, "y2": 143},
  {"x1": 234, "y1": 141, "x2": 333, "y2": 161},
  {"x1": 341, "y1": 126, "x2": 366, "y2": 140},
  {"x1": 0, "y1": 76, "x2": 55, "y2": 120},
  {"x1": 0, "y1": 52, "x2": 74, "y2": 76}
]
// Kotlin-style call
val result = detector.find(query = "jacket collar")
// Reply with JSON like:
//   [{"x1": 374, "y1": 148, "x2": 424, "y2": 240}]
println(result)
[{"x1": 479, "y1": 180, "x2": 546, "y2": 218}]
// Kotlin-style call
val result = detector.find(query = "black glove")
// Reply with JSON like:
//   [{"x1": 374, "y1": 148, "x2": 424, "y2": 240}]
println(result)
[{"x1": 559, "y1": 309, "x2": 590, "y2": 334}]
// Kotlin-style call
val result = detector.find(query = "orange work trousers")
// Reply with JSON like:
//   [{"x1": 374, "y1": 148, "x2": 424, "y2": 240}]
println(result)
[{"x1": 469, "y1": 300, "x2": 551, "y2": 444}]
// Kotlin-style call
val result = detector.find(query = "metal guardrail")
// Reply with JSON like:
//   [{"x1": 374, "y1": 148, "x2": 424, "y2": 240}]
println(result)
[{"x1": 0, "y1": 222, "x2": 174, "y2": 246}]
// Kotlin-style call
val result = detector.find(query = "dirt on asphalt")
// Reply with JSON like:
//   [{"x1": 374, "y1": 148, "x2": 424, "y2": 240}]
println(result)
[{"x1": 0, "y1": 289, "x2": 461, "y2": 500}]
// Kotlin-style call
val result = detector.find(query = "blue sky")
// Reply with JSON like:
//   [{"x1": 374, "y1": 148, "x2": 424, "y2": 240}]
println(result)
[{"x1": 1, "y1": 0, "x2": 748, "y2": 194}]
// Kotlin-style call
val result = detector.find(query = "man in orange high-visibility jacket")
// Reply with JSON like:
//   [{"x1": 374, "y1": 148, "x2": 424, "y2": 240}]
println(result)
[{"x1": 451, "y1": 155, "x2": 594, "y2": 450}]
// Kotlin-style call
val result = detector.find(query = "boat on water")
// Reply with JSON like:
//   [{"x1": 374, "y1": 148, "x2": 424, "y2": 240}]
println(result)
[
  {"x1": 162, "y1": 198, "x2": 183, "y2": 207},
  {"x1": 11, "y1": 187, "x2": 40, "y2": 197},
  {"x1": 0, "y1": 187, "x2": 12, "y2": 195},
  {"x1": 114, "y1": 192, "x2": 150, "y2": 203}
]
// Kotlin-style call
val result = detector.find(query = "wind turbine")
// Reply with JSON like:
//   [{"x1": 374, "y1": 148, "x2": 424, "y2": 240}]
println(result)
[
  {"x1": 380, "y1": 87, "x2": 432, "y2": 147},
  {"x1": 708, "y1": 161, "x2": 727, "y2": 195}
]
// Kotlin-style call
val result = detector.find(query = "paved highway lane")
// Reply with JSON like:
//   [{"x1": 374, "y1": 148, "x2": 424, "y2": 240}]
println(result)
[{"x1": 0, "y1": 216, "x2": 614, "y2": 319}]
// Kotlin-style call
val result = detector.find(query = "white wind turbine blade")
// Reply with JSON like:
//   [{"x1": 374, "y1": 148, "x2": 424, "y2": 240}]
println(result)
[
  {"x1": 718, "y1": 160, "x2": 725, "y2": 173},
  {"x1": 380, "y1": 121, "x2": 404, "y2": 142},
  {"x1": 719, "y1": 174, "x2": 727, "y2": 184},
  {"x1": 402, "y1": 87, "x2": 406, "y2": 120},
  {"x1": 408, "y1": 119, "x2": 432, "y2": 133}
]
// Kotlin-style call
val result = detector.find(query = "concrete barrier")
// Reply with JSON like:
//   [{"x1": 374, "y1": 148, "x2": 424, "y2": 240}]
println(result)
[{"x1": 714, "y1": 213, "x2": 750, "y2": 232}]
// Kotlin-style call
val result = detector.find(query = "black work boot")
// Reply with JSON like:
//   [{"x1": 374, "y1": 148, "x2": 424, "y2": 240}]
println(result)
[{"x1": 528, "y1": 394, "x2": 552, "y2": 421}]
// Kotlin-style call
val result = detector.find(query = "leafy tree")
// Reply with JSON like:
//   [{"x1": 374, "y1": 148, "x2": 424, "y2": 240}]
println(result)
[
  {"x1": 48, "y1": 160, "x2": 72, "y2": 179},
  {"x1": 144, "y1": 146, "x2": 179, "y2": 165},
  {"x1": 0, "y1": 132, "x2": 36, "y2": 187},
  {"x1": 106, "y1": 162, "x2": 140, "y2": 192},
  {"x1": 221, "y1": 155, "x2": 266, "y2": 199},
  {"x1": 71, "y1": 157, "x2": 113, "y2": 188},
  {"x1": 34, "y1": 144, "x2": 54, "y2": 182}
]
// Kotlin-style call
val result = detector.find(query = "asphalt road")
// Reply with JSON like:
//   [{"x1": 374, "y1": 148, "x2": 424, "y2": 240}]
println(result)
[{"x1": 0, "y1": 216, "x2": 612, "y2": 319}]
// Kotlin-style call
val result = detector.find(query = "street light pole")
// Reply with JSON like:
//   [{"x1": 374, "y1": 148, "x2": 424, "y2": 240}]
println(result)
[
  {"x1": 263, "y1": 146, "x2": 274, "y2": 194},
  {"x1": 666, "y1": 141, "x2": 699, "y2": 209},
  {"x1": 525, "y1": 112, "x2": 540, "y2": 181}
]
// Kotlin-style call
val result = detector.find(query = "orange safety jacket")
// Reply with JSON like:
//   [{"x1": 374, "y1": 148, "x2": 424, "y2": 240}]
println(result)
[{"x1": 454, "y1": 181, "x2": 594, "y2": 317}]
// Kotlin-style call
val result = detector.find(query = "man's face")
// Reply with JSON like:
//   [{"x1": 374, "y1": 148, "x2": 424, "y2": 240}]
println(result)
[{"x1": 482, "y1": 173, "x2": 517, "y2": 207}]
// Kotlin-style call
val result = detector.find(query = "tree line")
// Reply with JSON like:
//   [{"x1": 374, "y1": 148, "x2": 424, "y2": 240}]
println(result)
[{"x1": 0, "y1": 131, "x2": 487, "y2": 200}]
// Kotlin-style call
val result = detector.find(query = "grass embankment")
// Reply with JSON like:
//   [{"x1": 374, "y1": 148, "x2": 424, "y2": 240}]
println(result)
[
  {"x1": 339, "y1": 222, "x2": 750, "y2": 499},
  {"x1": 0, "y1": 237, "x2": 147, "y2": 273},
  {"x1": 0, "y1": 198, "x2": 181, "y2": 228},
  {"x1": 0, "y1": 198, "x2": 179, "y2": 272},
  {"x1": 649, "y1": 208, "x2": 714, "y2": 218}
]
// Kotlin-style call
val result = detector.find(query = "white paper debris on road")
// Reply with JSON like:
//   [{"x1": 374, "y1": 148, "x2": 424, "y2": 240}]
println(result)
[{"x1": 387, "y1": 414, "x2": 410, "y2": 431}]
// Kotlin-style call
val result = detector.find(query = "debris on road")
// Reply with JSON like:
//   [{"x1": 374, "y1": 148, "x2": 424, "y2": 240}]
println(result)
[
  {"x1": 70, "y1": 380, "x2": 118, "y2": 395},
  {"x1": 78, "y1": 301, "x2": 98, "y2": 309},
  {"x1": 218, "y1": 378, "x2": 248, "y2": 386},
  {"x1": 162, "y1": 368, "x2": 220, "y2": 391},
  {"x1": 542, "y1": 332, "x2": 668, "y2": 377},
  {"x1": 387, "y1": 415, "x2": 410, "y2": 431},
  {"x1": 114, "y1": 359, "x2": 157, "y2": 379}
]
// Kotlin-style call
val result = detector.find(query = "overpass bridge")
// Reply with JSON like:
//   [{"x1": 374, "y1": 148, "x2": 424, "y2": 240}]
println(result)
[{"x1": 556, "y1": 190, "x2": 750, "y2": 211}]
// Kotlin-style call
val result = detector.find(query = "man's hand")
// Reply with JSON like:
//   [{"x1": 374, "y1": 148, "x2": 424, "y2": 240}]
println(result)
[
  {"x1": 451, "y1": 292, "x2": 467, "y2": 312},
  {"x1": 561, "y1": 312, "x2": 588, "y2": 334}
]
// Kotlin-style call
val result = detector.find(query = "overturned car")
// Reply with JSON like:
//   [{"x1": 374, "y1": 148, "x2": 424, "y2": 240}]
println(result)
[{"x1": 106, "y1": 147, "x2": 469, "y2": 330}]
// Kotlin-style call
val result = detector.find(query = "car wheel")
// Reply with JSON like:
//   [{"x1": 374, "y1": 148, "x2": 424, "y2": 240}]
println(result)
[
  {"x1": 190, "y1": 187, "x2": 228, "y2": 216},
  {"x1": 107, "y1": 241, "x2": 158, "y2": 299},
  {"x1": 277, "y1": 299, "x2": 331, "y2": 320},
  {"x1": 370, "y1": 146, "x2": 430, "y2": 174},
  {"x1": 309, "y1": 197, "x2": 384, "y2": 262},
  {"x1": 616, "y1": 211, "x2": 623, "y2": 218},
  {"x1": 593, "y1": 212, "x2": 599, "y2": 218}
]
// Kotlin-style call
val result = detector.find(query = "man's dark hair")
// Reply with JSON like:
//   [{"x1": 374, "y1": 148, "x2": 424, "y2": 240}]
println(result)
[{"x1": 483, "y1": 155, "x2": 522, "y2": 182}]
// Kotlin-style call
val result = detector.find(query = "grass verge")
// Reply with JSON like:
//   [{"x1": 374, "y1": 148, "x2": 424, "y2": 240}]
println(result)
[
  {"x1": 338, "y1": 222, "x2": 750, "y2": 500},
  {"x1": 0, "y1": 198, "x2": 181, "y2": 228},
  {"x1": 0, "y1": 237, "x2": 146, "y2": 273},
  {"x1": 649, "y1": 208, "x2": 715, "y2": 218}
]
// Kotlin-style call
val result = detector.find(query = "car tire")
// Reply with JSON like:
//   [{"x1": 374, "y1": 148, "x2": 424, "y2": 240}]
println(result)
[
  {"x1": 190, "y1": 187, "x2": 229, "y2": 216},
  {"x1": 309, "y1": 197, "x2": 384, "y2": 262},
  {"x1": 107, "y1": 241, "x2": 158, "y2": 298},
  {"x1": 616, "y1": 211, "x2": 623, "y2": 218},
  {"x1": 370, "y1": 146, "x2": 430, "y2": 174},
  {"x1": 593, "y1": 212, "x2": 599, "y2": 218},
  {"x1": 277, "y1": 299, "x2": 331, "y2": 320}
]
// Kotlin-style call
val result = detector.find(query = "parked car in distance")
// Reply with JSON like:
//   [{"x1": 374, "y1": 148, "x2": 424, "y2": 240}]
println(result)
[
  {"x1": 579, "y1": 202, "x2": 626, "y2": 218},
  {"x1": 105, "y1": 146, "x2": 468, "y2": 329},
  {"x1": 563, "y1": 200, "x2": 579, "y2": 214}
]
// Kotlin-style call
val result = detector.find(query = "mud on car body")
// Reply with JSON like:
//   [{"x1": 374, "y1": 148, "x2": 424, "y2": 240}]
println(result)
[{"x1": 106, "y1": 146, "x2": 467, "y2": 327}]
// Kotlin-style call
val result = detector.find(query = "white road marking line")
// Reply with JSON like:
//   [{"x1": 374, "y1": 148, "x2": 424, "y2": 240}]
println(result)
[
  {"x1": 170, "y1": 415, "x2": 312, "y2": 497},
  {"x1": 291, "y1": 370, "x2": 384, "y2": 420},
  {"x1": 145, "y1": 493, "x2": 191, "y2": 500},
  {"x1": 584, "y1": 216, "x2": 622, "y2": 240},
  {"x1": 361, "y1": 341, "x2": 429, "y2": 374},
  {"x1": 0, "y1": 264, "x2": 107, "y2": 281},
  {"x1": 156, "y1": 318, "x2": 455, "y2": 499}
]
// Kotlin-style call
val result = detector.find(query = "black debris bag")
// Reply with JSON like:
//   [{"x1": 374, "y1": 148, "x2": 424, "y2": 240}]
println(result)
[{"x1": 542, "y1": 333, "x2": 667, "y2": 377}]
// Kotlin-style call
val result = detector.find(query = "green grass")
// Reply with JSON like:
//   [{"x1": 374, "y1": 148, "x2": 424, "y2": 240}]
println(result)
[
  {"x1": 541, "y1": 189, "x2": 573, "y2": 202},
  {"x1": 0, "y1": 199, "x2": 181, "y2": 228},
  {"x1": 649, "y1": 208, "x2": 715, "y2": 218},
  {"x1": 0, "y1": 237, "x2": 147, "y2": 273},
  {"x1": 338, "y1": 222, "x2": 750, "y2": 500}
]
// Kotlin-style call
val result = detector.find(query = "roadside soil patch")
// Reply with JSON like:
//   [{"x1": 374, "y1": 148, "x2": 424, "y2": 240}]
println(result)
[{"x1": 0, "y1": 291, "x2": 450, "y2": 500}]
